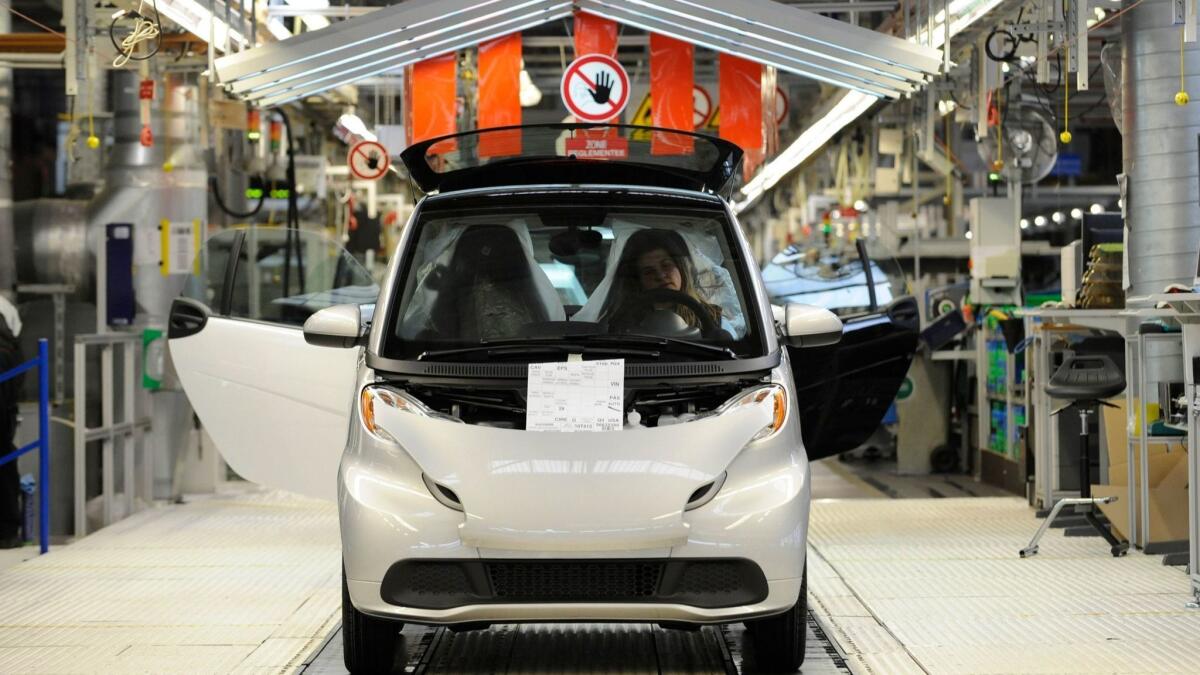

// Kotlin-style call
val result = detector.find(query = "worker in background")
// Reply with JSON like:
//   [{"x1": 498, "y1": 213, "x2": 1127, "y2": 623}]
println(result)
[{"x1": 0, "y1": 294, "x2": 23, "y2": 549}]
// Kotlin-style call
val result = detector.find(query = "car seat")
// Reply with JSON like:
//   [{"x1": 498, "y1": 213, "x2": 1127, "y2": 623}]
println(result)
[
  {"x1": 574, "y1": 223, "x2": 746, "y2": 337},
  {"x1": 426, "y1": 225, "x2": 550, "y2": 341}
]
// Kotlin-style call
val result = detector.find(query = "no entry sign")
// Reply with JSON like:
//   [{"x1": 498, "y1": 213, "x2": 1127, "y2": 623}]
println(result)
[
  {"x1": 561, "y1": 54, "x2": 631, "y2": 123},
  {"x1": 347, "y1": 140, "x2": 390, "y2": 181}
]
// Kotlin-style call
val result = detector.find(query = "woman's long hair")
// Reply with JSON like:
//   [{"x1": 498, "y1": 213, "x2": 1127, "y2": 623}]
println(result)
[{"x1": 607, "y1": 229, "x2": 720, "y2": 329}]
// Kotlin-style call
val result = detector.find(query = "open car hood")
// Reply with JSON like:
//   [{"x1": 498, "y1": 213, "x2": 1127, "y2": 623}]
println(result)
[
  {"x1": 375, "y1": 401, "x2": 772, "y2": 551},
  {"x1": 399, "y1": 124, "x2": 743, "y2": 195}
]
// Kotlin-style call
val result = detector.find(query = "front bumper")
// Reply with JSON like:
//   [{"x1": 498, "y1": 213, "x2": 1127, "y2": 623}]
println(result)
[{"x1": 347, "y1": 576, "x2": 804, "y2": 624}]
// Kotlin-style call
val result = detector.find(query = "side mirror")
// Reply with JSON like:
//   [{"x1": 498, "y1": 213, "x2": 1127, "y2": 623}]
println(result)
[
  {"x1": 781, "y1": 303, "x2": 843, "y2": 348},
  {"x1": 304, "y1": 304, "x2": 367, "y2": 348}
]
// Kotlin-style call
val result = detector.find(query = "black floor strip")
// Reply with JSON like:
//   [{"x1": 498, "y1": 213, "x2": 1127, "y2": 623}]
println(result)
[
  {"x1": 927, "y1": 487, "x2": 946, "y2": 499},
  {"x1": 944, "y1": 478, "x2": 978, "y2": 496},
  {"x1": 860, "y1": 476, "x2": 900, "y2": 499}
]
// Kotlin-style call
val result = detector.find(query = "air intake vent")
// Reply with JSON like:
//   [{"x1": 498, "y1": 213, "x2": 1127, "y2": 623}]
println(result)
[
  {"x1": 381, "y1": 558, "x2": 768, "y2": 610},
  {"x1": 422, "y1": 474, "x2": 463, "y2": 511},
  {"x1": 488, "y1": 561, "x2": 662, "y2": 601},
  {"x1": 684, "y1": 472, "x2": 726, "y2": 511},
  {"x1": 425, "y1": 363, "x2": 527, "y2": 378},
  {"x1": 630, "y1": 362, "x2": 724, "y2": 376}
]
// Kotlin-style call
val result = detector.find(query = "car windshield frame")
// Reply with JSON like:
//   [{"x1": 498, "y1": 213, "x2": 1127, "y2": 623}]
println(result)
[
  {"x1": 375, "y1": 187, "x2": 769, "y2": 365},
  {"x1": 399, "y1": 124, "x2": 744, "y2": 195}
]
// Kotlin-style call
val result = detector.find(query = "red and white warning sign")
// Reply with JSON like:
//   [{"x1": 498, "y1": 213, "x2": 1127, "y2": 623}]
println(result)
[
  {"x1": 693, "y1": 85, "x2": 713, "y2": 127},
  {"x1": 561, "y1": 54, "x2": 631, "y2": 123},
  {"x1": 564, "y1": 135, "x2": 629, "y2": 160},
  {"x1": 347, "y1": 140, "x2": 390, "y2": 181},
  {"x1": 775, "y1": 86, "x2": 790, "y2": 125}
]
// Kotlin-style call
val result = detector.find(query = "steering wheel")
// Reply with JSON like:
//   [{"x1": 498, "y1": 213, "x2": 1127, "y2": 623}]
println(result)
[{"x1": 623, "y1": 288, "x2": 722, "y2": 339}]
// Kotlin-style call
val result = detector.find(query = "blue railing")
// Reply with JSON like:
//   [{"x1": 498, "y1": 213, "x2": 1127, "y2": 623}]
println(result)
[{"x1": 0, "y1": 339, "x2": 49, "y2": 554}]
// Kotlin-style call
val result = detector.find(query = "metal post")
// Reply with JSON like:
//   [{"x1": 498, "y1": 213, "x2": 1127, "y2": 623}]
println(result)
[
  {"x1": 52, "y1": 293, "x2": 64, "y2": 405},
  {"x1": 1140, "y1": 335, "x2": 1151, "y2": 544},
  {"x1": 37, "y1": 339, "x2": 49, "y2": 554},
  {"x1": 101, "y1": 344, "x2": 114, "y2": 528},
  {"x1": 73, "y1": 340, "x2": 85, "y2": 538},
  {"x1": 122, "y1": 342, "x2": 135, "y2": 517},
  {"x1": 1124, "y1": 335, "x2": 1138, "y2": 546}
]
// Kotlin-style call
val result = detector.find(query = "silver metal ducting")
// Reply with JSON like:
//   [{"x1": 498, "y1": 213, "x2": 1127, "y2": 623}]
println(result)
[
  {"x1": 1123, "y1": 0, "x2": 1200, "y2": 297},
  {"x1": 12, "y1": 200, "x2": 91, "y2": 295},
  {"x1": 87, "y1": 70, "x2": 207, "y2": 500}
]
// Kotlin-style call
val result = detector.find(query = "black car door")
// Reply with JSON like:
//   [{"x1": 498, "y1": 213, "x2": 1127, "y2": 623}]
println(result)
[{"x1": 769, "y1": 240, "x2": 919, "y2": 461}]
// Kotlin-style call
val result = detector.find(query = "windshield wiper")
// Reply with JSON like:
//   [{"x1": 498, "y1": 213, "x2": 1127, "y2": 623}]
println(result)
[
  {"x1": 417, "y1": 333, "x2": 737, "y2": 362},
  {"x1": 577, "y1": 333, "x2": 738, "y2": 360},
  {"x1": 417, "y1": 342, "x2": 660, "y2": 361}
]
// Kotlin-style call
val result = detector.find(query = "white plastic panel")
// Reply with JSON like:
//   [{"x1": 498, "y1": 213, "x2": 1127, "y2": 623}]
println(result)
[{"x1": 170, "y1": 317, "x2": 358, "y2": 501}]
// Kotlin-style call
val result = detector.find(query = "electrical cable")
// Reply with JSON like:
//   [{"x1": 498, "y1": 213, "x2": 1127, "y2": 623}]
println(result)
[
  {"x1": 0, "y1": 3, "x2": 68, "y2": 39},
  {"x1": 209, "y1": 174, "x2": 266, "y2": 219},
  {"x1": 109, "y1": 0, "x2": 162, "y2": 67},
  {"x1": 273, "y1": 108, "x2": 305, "y2": 297}
]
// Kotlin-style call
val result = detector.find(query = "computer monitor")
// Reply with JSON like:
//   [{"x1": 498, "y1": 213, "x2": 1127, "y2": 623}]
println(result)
[{"x1": 1080, "y1": 213, "x2": 1123, "y2": 257}]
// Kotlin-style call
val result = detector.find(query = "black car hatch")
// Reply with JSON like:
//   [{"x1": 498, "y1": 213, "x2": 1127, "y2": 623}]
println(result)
[{"x1": 399, "y1": 124, "x2": 743, "y2": 196}]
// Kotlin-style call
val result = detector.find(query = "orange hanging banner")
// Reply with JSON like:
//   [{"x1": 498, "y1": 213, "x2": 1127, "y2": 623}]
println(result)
[
  {"x1": 410, "y1": 53, "x2": 458, "y2": 152},
  {"x1": 477, "y1": 33, "x2": 522, "y2": 158},
  {"x1": 574, "y1": 11, "x2": 618, "y2": 58},
  {"x1": 573, "y1": 11, "x2": 619, "y2": 130},
  {"x1": 719, "y1": 53, "x2": 763, "y2": 154},
  {"x1": 649, "y1": 33, "x2": 694, "y2": 156}
]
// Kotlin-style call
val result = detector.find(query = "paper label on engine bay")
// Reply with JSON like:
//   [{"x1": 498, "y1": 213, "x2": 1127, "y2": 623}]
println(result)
[{"x1": 526, "y1": 359, "x2": 624, "y2": 432}]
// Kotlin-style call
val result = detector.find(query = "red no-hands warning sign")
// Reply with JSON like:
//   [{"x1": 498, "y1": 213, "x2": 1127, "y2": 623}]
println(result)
[
  {"x1": 561, "y1": 54, "x2": 631, "y2": 123},
  {"x1": 348, "y1": 140, "x2": 390, "y2": 181}
]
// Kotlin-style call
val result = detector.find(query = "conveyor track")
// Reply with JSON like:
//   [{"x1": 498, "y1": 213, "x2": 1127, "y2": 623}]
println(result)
[{"x1": 300, "y1": 613, "x2": 850, "y2": 674}]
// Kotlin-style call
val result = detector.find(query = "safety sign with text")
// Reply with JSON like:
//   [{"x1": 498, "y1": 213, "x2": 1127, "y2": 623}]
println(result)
[{"x1": 564, "y1": 136, "x2": 629, "y2": 160}]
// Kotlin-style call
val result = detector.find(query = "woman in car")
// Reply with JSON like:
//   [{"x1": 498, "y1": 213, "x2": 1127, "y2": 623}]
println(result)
[{"x1": 604, "y1": 228, "x2": 725, "y2": 335}]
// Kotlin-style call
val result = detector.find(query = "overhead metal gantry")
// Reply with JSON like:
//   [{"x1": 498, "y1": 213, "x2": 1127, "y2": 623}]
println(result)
[{"x1": 213, "y1": 0, "x2": 942, "y2": 107}]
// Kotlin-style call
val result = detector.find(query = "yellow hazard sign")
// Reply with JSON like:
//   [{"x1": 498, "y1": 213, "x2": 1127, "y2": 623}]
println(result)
[{"x1": 629, "y1": 94, "x2": 653, "y2": 141}]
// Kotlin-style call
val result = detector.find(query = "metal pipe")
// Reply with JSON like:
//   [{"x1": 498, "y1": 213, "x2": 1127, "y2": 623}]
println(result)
[{"x1": 1123, "y1": 0, "x2": 1200, "y2": 297}]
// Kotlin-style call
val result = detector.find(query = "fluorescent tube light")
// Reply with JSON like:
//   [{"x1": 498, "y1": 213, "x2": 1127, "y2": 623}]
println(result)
[
  {"x1": 735, "y1": 91, "x2": 874, "y2": 212},
  {"x1": 157, "y1": 0, "x2": 247, "y2": 50},
  {"x1": 734, "y1": 0, "x2": 1006, "y2": 213}
]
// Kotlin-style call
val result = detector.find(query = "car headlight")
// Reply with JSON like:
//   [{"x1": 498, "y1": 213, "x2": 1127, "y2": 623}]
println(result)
[
  {"x1": 714, "y1": 384, "x2": 787, "y2": 442},
  {"x1": 359, "y1": 384, "x2": 462, "y2": 444}
]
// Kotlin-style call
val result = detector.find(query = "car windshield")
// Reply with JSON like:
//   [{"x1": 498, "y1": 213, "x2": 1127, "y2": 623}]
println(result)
[{"x1": 380, "y1": 192, "x2": 763, "y2": 361}]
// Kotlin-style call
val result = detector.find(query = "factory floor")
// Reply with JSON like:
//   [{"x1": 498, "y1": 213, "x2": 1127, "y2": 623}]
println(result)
[{"x1": 0, "y1": 465, "x2": 1196, "y2": 674}]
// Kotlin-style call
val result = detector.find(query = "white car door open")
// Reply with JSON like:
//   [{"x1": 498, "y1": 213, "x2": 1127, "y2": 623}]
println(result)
[{"x1": 168, "y1": 227, "x2": 379, "y2": 501}]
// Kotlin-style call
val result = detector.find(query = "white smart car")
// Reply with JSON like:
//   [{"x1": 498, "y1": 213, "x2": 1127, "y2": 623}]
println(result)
[{"x1": 169, "y1": 125, "x2": 916, "y2": 673}]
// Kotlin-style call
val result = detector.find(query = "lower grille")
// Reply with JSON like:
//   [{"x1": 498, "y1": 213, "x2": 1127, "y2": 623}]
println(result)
[
  {"x1": 488, "y1": 560, "x2": 662, "y2": 601},
  {"x1": 381, "y1": 558, "x2": 768, "y2": 610}
]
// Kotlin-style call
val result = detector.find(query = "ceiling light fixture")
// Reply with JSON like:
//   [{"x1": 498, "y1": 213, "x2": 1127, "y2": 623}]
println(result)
[{"x1": 735, "y1": 0, "x2": 1005, "y2": 213}]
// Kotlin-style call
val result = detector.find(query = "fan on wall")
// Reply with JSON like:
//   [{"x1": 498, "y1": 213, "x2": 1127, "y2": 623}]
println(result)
[{"x1": 975, "y1": 104, "x2": 1058, "y2": 184}]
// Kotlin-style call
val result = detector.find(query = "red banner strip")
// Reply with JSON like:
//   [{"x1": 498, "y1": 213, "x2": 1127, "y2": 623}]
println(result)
[
  {"x1": 574, "y1": 11, "x2": 618, "y2": 58},
  {"x1": 719, "y1": 53, "x2": 763, "y2": 154},
  {"x1": 650, "y1": 33, "x2": 694, "y2": 156},
  {"x1": 477, "y1": 33, "x2": 522, "y2": 158},
  {"x1": 411, "y1": 53, "x2": 458, "y2": 152}
]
